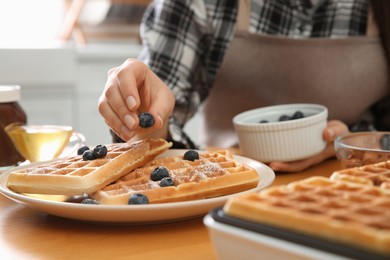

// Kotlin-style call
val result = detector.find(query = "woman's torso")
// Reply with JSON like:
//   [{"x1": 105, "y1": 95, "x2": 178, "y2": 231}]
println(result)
[{"x1": 198, "y1": 0, "x2": 389, "y2": 148}]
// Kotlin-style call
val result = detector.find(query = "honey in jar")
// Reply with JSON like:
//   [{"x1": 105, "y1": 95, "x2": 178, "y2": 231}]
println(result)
[{"x1": 0, "y1": 85, "x2": 27, "y2": 166}]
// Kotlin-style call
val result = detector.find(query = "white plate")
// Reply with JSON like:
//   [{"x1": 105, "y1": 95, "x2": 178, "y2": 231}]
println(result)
[{"x1": 0, "y1": 149, "x2": 275, "y2": 224}]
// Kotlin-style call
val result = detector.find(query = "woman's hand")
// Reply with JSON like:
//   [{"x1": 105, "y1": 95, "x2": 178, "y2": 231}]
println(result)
[
  {"x1": 98, "y1": 59, "x2": 175, "y2": 141},
  {"x1": 268, "y1": 120, "x2": 349, "y2": 172}
]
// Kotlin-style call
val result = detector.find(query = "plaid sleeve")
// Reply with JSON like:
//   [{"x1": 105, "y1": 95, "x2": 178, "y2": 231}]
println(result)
[{"x1": 138, "y1": 0, "x2": 237, "y2": 148}]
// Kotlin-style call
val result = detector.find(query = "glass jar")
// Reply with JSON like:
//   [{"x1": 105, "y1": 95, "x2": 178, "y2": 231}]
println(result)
[{"x1": 0, "y1": 85, "x2": 27, "y2": 166}]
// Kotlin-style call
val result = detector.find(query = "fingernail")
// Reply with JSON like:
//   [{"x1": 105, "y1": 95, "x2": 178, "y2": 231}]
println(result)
[
  {"x1": 157, "y1": 115, "x2": 163, "y2": 128},
  {"x1": 121, "y1": 125, "x2": 134, "y2": 139},
  {"x1": 124, "y1": 114, "x2": 135, "y2": 129},
  {"x1": 126, "y1": 96, "x2": 137, "y2": 110},
  {"x1": 326, "y1": 129, "x2": 334, "y2": 139},
  {"x1": 268, "y1": 163, "x2": 279, "y2": 171}
]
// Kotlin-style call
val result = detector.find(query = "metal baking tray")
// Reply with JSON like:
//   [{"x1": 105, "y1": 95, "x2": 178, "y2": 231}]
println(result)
[{"x1": 204, "y1": 207, "x2": 389, "y2": 260}]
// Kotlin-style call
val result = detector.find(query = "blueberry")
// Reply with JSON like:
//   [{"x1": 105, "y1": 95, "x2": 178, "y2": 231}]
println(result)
[
  {"x1": 151, "y1": 166, "x2": 170, "y2": 181},
  {"x1": 80, "y1": 198, "x2": 99, "y2": 204},
  {"x1": 93, "y1": 145, "x2": 108, "y2": 158},
  {"x1": 160, "y1": 177, "x2": 174, "y2": 187},
  {"x1": 82, "y1": 150, "x2": 95, "y2": 161},
  {"x1": 139, "y1": 112, "x2": 155, "y2": 128},
  {"x1": 128, "y1": 193, "x2": 149, "y2": 205},
  {"x1": 77, "y1": 146, "x2": 90, "y2": 155},
  {"x1": 291, "y1": 110, "x2": 304, "y2": 120},
  {"x1": 278, "y1": 115, "x2": 290, "y2": 121},
  {"x1": 65, "y1": 193, "x2": 90, "y2": 203},
  {"x1": 183, "y1": 150, "x2": 199, "y2": 161}
]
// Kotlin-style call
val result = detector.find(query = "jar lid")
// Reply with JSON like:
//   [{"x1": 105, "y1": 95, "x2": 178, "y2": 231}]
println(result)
[{"x1": 0, "y1": 85, "x2": 21, "y2": 102}]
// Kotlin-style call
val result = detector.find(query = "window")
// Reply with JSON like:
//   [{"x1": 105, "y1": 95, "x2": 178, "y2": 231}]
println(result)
[
  {"x1": 0, "y1": 0, "x2": 148, "y2": 47},
  {"x1": 0, "y1": 0, "x2": 64, "y2": 46}
]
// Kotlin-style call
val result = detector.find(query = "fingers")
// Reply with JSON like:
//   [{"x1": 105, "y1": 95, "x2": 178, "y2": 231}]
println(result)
[
  {"x1": 269, "y1": 143, "x2": 336, "y2": 172},
  {"x1": 98, "y1": 60, "x2": 142, "y2": 140},
  {"x1": 115, "y1": 59, "x2": 142, "y2": 111},
  {"x1": 99, "y1": 100, "x2": 134, "y2": 141},
  {"x1": 115, "y1": 59, "x2": 175, "y2": 131},
  {"x1": 323, "y1": 120, "x2": 349, "y2": 142},
  {"x1": 108, "y1": 60, "x2": 142, "y2": 127},
  {"x1": 144, "y1": 84, "x2": 175, "y2": 130},
  {"x1": 98, "y1": 58, "x2": 175, "y2": 140},
  {"x1": 98, "y1": 77, "x2": 134, "y2": 140},
  {"x1": 269, "y1": 120, "x2": 350, "y2": 172}
]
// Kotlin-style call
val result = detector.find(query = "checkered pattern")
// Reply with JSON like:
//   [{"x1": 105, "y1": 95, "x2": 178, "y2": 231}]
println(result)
[{"x1": 138, "y1": 0, "x2": 368, "y2": 148}]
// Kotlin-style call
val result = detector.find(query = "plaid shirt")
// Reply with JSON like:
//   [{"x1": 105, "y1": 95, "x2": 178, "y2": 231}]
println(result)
[{"x1": 138, "y1": 0, "x2": 369, "y2": 148}]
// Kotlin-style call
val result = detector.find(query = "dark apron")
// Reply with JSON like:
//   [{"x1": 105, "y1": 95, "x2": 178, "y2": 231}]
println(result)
[{"x1": 198, "y1": 0, "x2": 389, "y2": 148}]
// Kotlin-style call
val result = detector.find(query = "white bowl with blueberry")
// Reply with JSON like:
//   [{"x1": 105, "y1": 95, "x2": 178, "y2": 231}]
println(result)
[{"x1": 233, "y1": 103, "x2": 328, "y2": 163}]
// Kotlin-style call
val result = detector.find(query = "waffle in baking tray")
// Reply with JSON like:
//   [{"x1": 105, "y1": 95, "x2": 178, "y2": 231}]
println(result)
[
  {"x1": 223, "y1": 176, "x2": 390, "y2": 256},
  {"x1": 7, "y1": 139, "x2": 172, "y2": 195},
  {"x1": 331, "y1": 160, "x2": 390, "y2": 190},
  {"x1": 92, "y1": 150, "x2": 260, "y2": 204}
]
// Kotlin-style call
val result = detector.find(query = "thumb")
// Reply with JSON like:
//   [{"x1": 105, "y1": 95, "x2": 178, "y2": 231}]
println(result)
[
  {"x1": 323, "y1": 120, "x2": 349, "y2": 142},
  {"x1": 147, "y1": 86, "x2": 175, "y2": 130}
]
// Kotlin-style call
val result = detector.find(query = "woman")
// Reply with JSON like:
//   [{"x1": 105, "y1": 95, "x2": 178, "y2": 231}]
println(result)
[{"x1": 98, "y1": 0, "x2": 390, "y2": 172}]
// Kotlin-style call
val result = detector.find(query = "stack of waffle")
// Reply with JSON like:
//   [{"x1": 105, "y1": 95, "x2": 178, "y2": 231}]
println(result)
[
  {"x1": 224, "y1": 161, "x2": 390, "y2": 256},
  {"x1": 6, "y1": 139, "x2": 259, "y2": 204}
]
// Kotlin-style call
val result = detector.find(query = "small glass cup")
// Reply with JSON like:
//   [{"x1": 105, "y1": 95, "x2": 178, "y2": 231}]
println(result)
[
  {"x1": 4, "y1": 123, "x2": 86, "y2": 163},
  {"x1": 334, "y1": 131, "x2": 390, "y2": 168}
]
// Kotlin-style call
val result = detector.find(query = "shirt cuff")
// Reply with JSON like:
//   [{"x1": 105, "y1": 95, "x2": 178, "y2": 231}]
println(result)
[{"x1": 166, "y1": 116, "x2": 198, "y2": 149}]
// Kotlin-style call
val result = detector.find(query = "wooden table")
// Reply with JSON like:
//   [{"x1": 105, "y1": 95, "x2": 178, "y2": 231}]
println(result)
[{"x1": 0, "y1": 159, "x2": 343, "y2": 259}]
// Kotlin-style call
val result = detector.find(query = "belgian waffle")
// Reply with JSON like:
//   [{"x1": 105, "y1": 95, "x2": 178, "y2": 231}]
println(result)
[
  {"x1": 223, "y1": 176, "x2": 390, "y2": 256},
  {"x1": 92, "y1": 150, "x2": 260, "y2": 204},
  {"x1": 331, "y1": 160, "x2": 390, "y2": 190},
  {"x1": 7, "y1": 139, "x2": 172, "y2": 195}
]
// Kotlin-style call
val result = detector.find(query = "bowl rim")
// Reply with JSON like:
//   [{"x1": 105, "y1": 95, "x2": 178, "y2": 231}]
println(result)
[
  {"x1": 334, "y1": 131, "x2": 390, "y2": 153},
  {"x1": 233, "y1": 103, "x2": 328, "y2": 127}
]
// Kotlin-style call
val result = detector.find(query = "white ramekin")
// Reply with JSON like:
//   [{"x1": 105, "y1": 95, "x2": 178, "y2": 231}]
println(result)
[{"x1": 233, "y1": 104, "x2": 328, "y2": 162}]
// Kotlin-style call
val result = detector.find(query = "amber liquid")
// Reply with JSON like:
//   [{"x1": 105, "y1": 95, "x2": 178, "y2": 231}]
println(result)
[{"x1": 5, "y1": 124, "x2": 73, "y2": 162}]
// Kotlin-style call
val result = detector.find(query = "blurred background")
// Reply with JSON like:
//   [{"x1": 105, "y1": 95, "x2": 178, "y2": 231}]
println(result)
[{"x1": 0, "y1": 0, "x2": 153, "y2": 146}]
